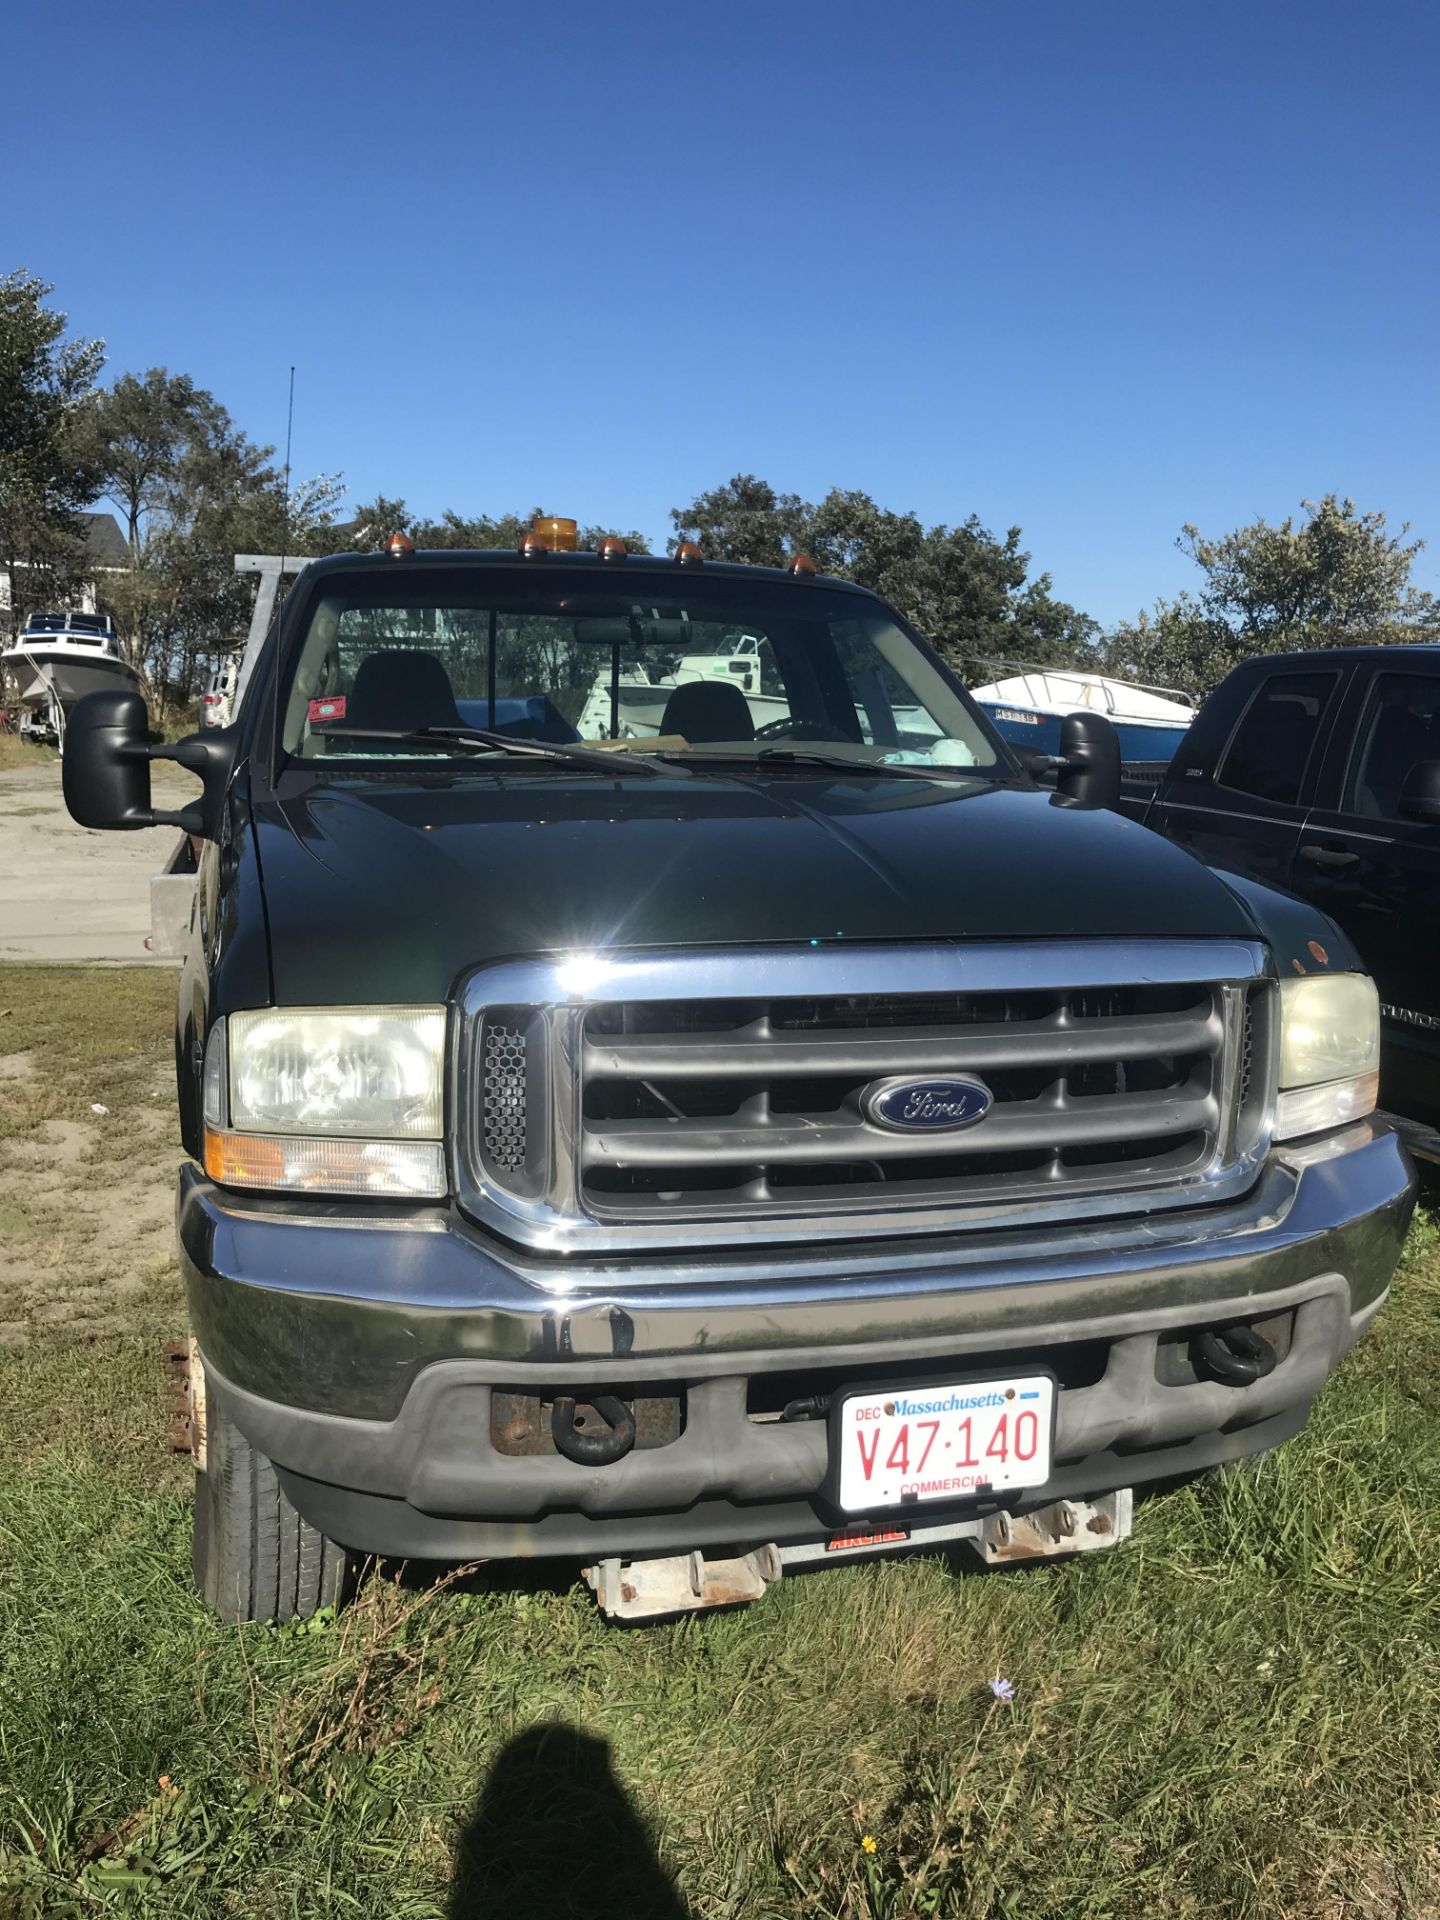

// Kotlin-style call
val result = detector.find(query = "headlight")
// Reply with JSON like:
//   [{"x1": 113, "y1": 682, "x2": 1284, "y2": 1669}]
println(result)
[
  {"x1": 1274, "y1": 973, "x2": 1380, "y2": 1142},
  {"x1": 202, "y1": 1007, "x2": 447, "y2": 1197}
]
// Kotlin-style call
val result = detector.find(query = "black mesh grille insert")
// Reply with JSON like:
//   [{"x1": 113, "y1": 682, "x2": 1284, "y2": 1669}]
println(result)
[{"x1": 482, "y1": 1022, "x2": 527, "y2": 1175}]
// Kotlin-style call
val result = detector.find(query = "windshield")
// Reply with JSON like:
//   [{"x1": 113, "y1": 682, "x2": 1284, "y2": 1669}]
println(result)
[{"x1": 279, "y1": 567, "x2": 1005, "y2": 775}]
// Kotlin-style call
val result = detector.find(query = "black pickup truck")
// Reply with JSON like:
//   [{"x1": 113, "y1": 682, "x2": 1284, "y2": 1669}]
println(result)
[
  {"x1": 59, "y1": 535, "x2": 1414, "y2": 1624},
  {"x1": 1135, "y1": 647, "x2": 1440, "y2": 1128}
]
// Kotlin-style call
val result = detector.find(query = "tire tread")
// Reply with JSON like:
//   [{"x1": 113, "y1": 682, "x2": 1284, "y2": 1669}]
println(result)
[{"x1": 192, "y1": 1367, "x2": 352, "y2": 1624}]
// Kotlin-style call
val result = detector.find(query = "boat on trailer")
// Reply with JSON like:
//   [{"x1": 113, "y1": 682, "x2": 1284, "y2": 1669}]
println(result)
[{"x1": 1, "y1": 611, "x2": 140, "y2": 744}]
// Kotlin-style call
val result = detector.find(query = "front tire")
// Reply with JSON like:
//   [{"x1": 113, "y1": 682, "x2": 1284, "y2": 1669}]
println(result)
[{"x1": 193, "y1": 1375, "x2": 352, "y2": 1623}]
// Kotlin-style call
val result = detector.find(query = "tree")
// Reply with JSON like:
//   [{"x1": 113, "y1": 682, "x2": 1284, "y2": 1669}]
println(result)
[
  {"x1": 669, "y1": 474, "x2": 809, "y2": 568},
  {"x1": 320, "y1": 495, "x2": 414, "y2": 551},
  {"x1": 1101, "y1": 595, "x2": 1221, "y2": 698},
  {"x1": 0, "y1": 271, "x2": 105, "y2": 637},
  {"x1": 1183, "y1": 495, "x2": 1437, "y2": 647},
  {"x1": 82, "y1": 367, "x2": 342, "y2": 703},
  {"x1": 77, "y1": 369, "x2": 206, "y2": 556},
  {"x1": 1106, "y1": 496, "x2": 1440, "y2": 697},
  {"x1": 669, "y1": 474, "x2": 1098, "y2": 678}
]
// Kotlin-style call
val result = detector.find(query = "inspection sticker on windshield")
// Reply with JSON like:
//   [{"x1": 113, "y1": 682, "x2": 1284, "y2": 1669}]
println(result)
[{"x1": 834, "y1": 1374, "x2": 1055, "y2": 1512}]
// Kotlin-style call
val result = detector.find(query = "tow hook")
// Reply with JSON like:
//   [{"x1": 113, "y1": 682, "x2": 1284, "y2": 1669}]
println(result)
[
  {"x1": 1194, "y1": 1323, "x2": 1279, "y2": 1386},
  {"x1": 552, "y1": 1394, "x2": 637, "y2": 1465}
]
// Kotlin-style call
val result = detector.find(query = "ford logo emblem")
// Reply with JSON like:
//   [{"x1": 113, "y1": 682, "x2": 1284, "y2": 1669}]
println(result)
[{"x1": 861, "y1": 1075, "x2": 993, "y2": 1133}]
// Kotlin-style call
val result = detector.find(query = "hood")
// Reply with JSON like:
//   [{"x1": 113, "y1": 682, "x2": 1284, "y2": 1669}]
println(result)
[{"x1": 251, "y1": 770, "x2": 1261, "y2": 1005}]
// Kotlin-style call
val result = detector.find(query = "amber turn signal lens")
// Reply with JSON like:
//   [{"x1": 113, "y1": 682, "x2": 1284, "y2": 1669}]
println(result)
[
  {"x1": 384, "y1": 532, "x2": 415, "y2": 557},
  {"x1": 675, "y1": 540, "x2": 704, "y2": 566},
  {"x1": 598, "y1": 535, "x2": 628, "y2": 561},
  {"x1": 788, "y1": 552, "x2": 817, "y2": 577},
  {"x1": 202, "y1": 1127, "x2": 446, "y2": 1198},
  {"x1": 204, "y1": 1128, "x2": 285, "y2": 1184}
]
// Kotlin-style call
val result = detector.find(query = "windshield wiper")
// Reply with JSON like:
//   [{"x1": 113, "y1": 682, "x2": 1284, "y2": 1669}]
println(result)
[
  {"x1": 678, "y1": 746, "x2": 986, "y2": 781},
  {"x1": 312, "y1": 725, "x2": 686, "y2": 778}
]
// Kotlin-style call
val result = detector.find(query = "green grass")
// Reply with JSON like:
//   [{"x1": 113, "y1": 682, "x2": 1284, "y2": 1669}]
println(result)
[
  {"x1": 2, "y1": 967, "x2": 1438, "y2": 1918},
  {"x1": 0, "y1": 733, "x2": 57, "y2": 773}
]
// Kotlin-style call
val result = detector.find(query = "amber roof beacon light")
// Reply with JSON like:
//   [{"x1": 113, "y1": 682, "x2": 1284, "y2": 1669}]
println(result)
[{"x1": 523, "y1": 516, "x2": 579, "y2": 554}]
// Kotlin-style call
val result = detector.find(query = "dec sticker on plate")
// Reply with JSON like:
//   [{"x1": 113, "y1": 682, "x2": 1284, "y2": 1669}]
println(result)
[
  {"x1": 835, "y1": 1375, "x2": 1055, "y2": 1512},
  {"x1": 309, "y1": 695, "x2": 346, "y2": 724}
]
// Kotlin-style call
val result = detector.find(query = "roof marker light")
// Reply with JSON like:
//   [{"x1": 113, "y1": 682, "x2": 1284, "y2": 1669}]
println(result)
[
  {"x1": 599, "y1": 535, "x2": 628, "y2": 561},
  {"x1": 384, "y1": 532, "x2": 415, "y2": 558},
  {"x1": 524, "y1": 516, "x2": 579, "y2": 554},
  {"x1": 676, "y1": 540, "x2": 704, "y2": 567},
  {"x1": 788, "y1": 552, "x2": 817, "y2": 578}
]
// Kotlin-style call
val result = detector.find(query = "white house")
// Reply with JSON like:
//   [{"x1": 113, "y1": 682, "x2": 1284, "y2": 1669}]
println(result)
[{"x1": 0, "y1": 511, "x2": 129, "y2": 619}]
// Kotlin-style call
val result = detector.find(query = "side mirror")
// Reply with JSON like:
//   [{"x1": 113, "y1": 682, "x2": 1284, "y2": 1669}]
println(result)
[
  {"x1": 1053, "y1": 711, "x2": 1122, "y2": 810},
  {"x1": 62, "y1": 688, "x2": 239, "y2": 840},
  {"x1": 62, "y1": 690, "x2": 156, "y2": 829},
  {"x1": 1399, "y1": 760, "x2": 1440, "y2": 824}
]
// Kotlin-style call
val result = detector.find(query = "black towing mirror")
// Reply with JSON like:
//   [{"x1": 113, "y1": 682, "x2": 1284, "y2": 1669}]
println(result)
[
  {"x1": 1050, "y1": 711, "x2": 1122, "y2": 810},
  {"x1": 1399, "y1": 760, "x2": 1440, "y2": 824},
  {"x1": 62, "y1": 688, "x2": 239, "y2": 841}
]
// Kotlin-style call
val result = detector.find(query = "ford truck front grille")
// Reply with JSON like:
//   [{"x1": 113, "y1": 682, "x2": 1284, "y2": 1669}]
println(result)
[{"x1": 458, "y1": 942, "x2": 1274, "y2": 1256}]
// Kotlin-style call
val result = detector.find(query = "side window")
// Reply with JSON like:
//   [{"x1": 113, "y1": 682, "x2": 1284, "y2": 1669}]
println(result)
[
  {"x1": 1216, "y1": 670, "x2": 1339, "y2": 807},
  {"x1": 1345, "y1": 672, "x2": 1440, "y2": 821}
]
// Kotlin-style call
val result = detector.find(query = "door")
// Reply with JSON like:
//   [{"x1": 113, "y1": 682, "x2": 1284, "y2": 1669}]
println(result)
[
  {"x1": 1156, "y1": 665, "x2": 1348, "y2": 892},
  {"x1": 1290, "y1": 664, "x2": 1440, "y2": 1120}
]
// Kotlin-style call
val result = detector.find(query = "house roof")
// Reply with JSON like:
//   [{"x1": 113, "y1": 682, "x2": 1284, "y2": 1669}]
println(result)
[{"x1": 81, "y1": 513, "x2": 129, "y2": 568}]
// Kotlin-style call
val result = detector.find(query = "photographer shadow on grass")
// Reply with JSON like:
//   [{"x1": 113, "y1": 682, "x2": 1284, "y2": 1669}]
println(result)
[{"x1": 449, "y1": 1721, "x2": 692, "y2": 1919}]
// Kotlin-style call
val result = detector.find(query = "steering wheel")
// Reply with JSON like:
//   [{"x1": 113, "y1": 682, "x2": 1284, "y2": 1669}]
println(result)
[{"x1": 752, "y1": 716, "x2": 848, "y2": 743}]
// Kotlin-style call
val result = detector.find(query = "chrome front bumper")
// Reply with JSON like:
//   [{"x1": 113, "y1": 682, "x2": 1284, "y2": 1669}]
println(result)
[{"x1": 178, "y1": 1122, "x2": 1415, "y2": 1559}]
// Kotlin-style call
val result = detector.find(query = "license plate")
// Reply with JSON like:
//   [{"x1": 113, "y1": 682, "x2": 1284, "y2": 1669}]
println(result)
[{"x1": 834, "y1": 1374, "x2": 1055, "y2": 1512}]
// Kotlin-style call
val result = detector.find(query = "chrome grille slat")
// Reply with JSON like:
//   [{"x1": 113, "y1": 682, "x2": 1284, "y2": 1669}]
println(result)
[
  {"x1": 456, "y1": 942, "x2": 1275, "y2": 1256},
  {"x1": 584, "y1": 1083, "x2": 1218, "y2": 1170},
  {"x1": 605, "y1": 1137, "x2": 1212, "y2": 1216},
  {"x1": 582, "y1": 1006, "x2": 1221, "y2": 1079}
]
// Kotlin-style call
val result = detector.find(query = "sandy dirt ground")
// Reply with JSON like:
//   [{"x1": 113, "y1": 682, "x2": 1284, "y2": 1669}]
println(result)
[
  {"x1": 0, "y1": 757, "x2": 200, "y2": 964},
  {"x1": 0, "y1": 969, "x2": 183, "y2": 1350},
  {"x1": 0, "y1": 1091, "x2": 176, "y2": 1348}
]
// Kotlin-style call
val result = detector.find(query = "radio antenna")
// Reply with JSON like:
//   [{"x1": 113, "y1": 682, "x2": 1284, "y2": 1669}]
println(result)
[
  {"x1": 280, "y1": 365, "x2": 295, "y2": 555},
  {"x1": 275, "y1": 364, "x2": 296, "y2": 623}
]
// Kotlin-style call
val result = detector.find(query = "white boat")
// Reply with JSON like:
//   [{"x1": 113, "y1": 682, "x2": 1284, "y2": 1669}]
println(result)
[
  {"x1": 970, "y1": 665, "x2": 1196, "y2": 763},
  {"x1": 572, "y1": 630, "x2": 951, "y2": 746},
  {"x1": 575, "y1": 632, "x2": 791, "y2": 738},
  {"x1": 2, "y1": 611, "x2": 140, "y2": 708}
]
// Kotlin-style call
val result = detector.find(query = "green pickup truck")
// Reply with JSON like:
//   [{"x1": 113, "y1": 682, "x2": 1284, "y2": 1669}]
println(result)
[{"x1": 61, "y1": 531, "x2": 1414, "y2": 1622}]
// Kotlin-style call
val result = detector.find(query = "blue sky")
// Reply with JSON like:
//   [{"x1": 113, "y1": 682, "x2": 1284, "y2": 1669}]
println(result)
[{"x1": 6, "y1": 0, "x2": 1437, "y2": 626}]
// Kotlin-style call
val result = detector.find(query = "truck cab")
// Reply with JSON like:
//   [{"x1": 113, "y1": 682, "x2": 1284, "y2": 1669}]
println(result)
[
  {"x1": 1146, "y1": 647, "x2": 1440, "y2": 1126},
  {"x1": 59, "y1": 533, "x2": 1415, "y2": 1623}
]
